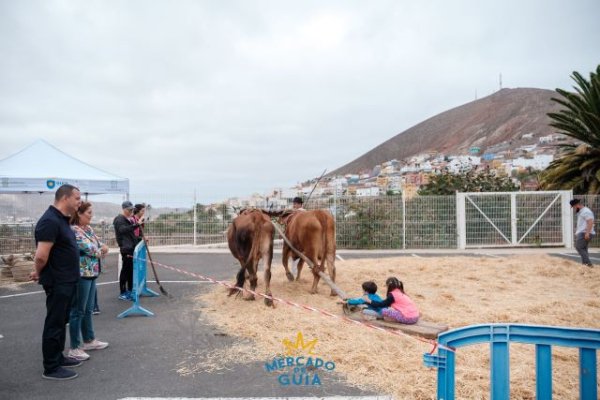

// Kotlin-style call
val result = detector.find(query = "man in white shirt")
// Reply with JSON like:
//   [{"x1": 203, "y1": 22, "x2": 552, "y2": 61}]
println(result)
[{"x1": 570, "y1": 199, "x2": 596, "y2": 267}]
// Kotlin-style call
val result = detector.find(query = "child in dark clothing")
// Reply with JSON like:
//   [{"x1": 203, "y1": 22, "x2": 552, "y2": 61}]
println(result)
[
  {"x1": 344, "y1": 281, "x2": 385, "y2": 319},
  {"x1": 364, "y1": 277, "x2": 420, "y2": 324}
]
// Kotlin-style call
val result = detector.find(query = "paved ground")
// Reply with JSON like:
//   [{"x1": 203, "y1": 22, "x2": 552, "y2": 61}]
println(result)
[
  {"x1": 0, "y1": 249, "x2": 597, "y2": 400},
  {"x1": 0, "y1": 252, "x2": 380, "y2": 400}
]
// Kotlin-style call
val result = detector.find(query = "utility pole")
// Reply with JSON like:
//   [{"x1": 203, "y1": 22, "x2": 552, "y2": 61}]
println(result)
[{"x1": 499, "y1": 73, "x2": 503, "y2": 90}]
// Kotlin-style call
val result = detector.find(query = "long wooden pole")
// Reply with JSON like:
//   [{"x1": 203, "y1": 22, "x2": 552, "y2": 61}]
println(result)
[
  {"x1": 271, "y1": 220, "x2": 347, "y2": 299},
  {"x1": 303, "y1": 169, "x2": 327, "y2": 208}
]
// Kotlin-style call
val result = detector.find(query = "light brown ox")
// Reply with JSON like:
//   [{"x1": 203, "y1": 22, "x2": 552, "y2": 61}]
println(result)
[
  {"x1": 279, "y1": 209, "x2": 337, "y2": 295},
  {"x1": 226, "y1": 209, "x2": 275, "y2": 306}
]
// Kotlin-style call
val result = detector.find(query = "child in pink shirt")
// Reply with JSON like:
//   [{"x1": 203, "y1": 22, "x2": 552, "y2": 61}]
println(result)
[{"x1": 364, "y1": 277, "x2": 420, "y2": 324}]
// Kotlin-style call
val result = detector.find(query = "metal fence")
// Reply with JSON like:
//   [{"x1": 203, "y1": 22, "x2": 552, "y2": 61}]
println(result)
[{"x1": 1, "y1": 192, "x2": 598, "y2": 255}]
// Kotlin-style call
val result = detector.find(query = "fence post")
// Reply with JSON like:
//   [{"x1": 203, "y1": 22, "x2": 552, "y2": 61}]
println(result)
[
  {"x1": 563, "y1": 190, "x2": 574, "y2": 249},
  {"x1": 580, "y1": 348, "x2": 598, "y2": 400},
  {"x1": 456, "y1": 192, "x2": 466, "y2": 249},
  {"x1": 193, "y1": 191, "x2": 197, "y2": 246},
  {"x1": 333, "y1": 190, "x2": 337, "y2": 226},
  {"x1": 30, "y1": 223, "x2": 35, "y2": 251},
  {"x1": 536, "y1": 344, "x2": 552, "y2": 400},
  {"x1": 510, "y1": 192, "x2": 517, "y2": 246},
  {"x1": 222, "y1": 203, "x2": 227, "y2": 237},
  {"x1": 402, "y1": 191, "x2": 406, "y2": 249}
]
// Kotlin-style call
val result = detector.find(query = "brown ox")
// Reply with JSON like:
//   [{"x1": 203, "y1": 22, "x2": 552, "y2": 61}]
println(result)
[
  {"x1": 280, "y1": 209, "x2": 337, "y2": 295},
  {"x1": 227, "y1": 209, "x2": 275, "y2": 306}
]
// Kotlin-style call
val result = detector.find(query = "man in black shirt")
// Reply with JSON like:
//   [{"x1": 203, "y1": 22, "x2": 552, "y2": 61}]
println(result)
[
  {"x1": 30, "y1": 184, "x2": 82, "y2": 380},
  {"x1": 113, "y1": 201, "x2": 142, "y2": 299}
]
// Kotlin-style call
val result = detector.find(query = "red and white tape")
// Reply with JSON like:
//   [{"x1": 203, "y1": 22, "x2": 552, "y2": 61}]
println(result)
[{"x1": 132, "y1": 256, "x2": 455, "y2": 353}]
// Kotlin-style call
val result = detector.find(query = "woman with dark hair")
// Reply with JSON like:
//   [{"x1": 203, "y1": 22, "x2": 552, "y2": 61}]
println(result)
[
  {"x1": 363, "y1": 277, "x2": 420, "y2": 324},
  {"x1": 67, "y1": 202, "x2": 109, "y2": 361},
  {"x1": 131, "y1": 203, "x2": 146, "y2": 238}
]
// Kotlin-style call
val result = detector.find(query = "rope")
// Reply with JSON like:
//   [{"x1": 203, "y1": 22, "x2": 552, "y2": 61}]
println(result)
[{"x1": 131, "y1": 255, "x2": 455, "y2": 354}]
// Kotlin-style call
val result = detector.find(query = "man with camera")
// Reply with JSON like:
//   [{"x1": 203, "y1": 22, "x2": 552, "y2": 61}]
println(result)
[{"x1": 113, "y1": 201, "x2": 143, "y2": 300}]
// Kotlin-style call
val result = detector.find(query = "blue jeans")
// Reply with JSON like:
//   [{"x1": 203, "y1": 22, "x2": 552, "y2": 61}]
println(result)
[
  {"x1": 69, "y1": 278, "x2": 96, "y2": 349},
  {"x1": 93, "y1": 291, "x2": 99, "y2": 312}
]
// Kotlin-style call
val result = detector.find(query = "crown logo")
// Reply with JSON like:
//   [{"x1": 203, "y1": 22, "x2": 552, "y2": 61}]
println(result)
[{"x1": 282, "y1": 332, "x2": 318, "y2": 356}]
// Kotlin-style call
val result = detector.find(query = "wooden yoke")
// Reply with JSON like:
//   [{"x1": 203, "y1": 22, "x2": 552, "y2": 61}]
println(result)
[{"x1": 270, "y1": 220, "x2": 348, "y2": 300}]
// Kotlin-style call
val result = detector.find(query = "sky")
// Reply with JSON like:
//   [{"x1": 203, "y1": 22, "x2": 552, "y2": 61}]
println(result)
[{"x1": 0, "y1": 0, "x2": 599, "y2": 204}]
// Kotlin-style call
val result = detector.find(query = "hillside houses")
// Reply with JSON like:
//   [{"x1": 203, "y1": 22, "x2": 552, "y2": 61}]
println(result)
[
  {"x1": 303, "y1": 141, "x2": 557, "y2": 196},
  {"x1": 223, "y1": 135, "x2": 572, "y2": 208}
]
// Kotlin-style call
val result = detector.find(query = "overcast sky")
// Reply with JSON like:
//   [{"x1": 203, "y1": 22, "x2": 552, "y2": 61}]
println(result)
[{"x1": 1, "y1": 0, "x2": 598, "y2": 204}]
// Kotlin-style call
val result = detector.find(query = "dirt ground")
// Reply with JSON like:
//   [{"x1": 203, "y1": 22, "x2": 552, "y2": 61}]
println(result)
[{"x1": 184, "y1": 254, "x2": 600, "y2": 400}]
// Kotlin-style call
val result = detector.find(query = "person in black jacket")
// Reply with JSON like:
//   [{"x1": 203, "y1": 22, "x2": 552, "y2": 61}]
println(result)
[{"x1": 113, "y1": 201, "x2": 142, "y2": 300}]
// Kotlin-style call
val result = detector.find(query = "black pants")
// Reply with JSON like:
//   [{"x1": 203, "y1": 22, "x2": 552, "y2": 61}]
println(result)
[
  {"x1": 119, "y1": 252, "x2": 134, "y2": 294},
  {"x1": 42, "y1": 282, "x2": 76, "y2": 373}
]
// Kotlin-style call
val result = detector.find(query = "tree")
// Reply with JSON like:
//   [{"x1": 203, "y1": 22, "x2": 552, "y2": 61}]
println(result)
[
  {"x1": 539, "y1": 65, "x2": 600, "y2": 194},
  {"x1": 418, "y1": 169, "x2": 518, "y2": 195}
]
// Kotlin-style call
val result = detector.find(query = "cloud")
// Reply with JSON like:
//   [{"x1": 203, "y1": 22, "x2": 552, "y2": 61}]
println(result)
[{"x1": 1, "y1": 0, "x2": 599, "y2": 203}]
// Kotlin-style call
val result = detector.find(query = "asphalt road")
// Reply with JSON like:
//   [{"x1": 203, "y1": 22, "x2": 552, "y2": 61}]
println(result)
[
  {"x1": 1, "y1": 249, "x2": 596, "y2": 400},
  {"x1": 0, "y1": 253, "x2": 378, "y2": 400}
]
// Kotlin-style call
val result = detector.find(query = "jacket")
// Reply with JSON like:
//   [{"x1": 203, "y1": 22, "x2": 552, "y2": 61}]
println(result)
[
  {"x1": 113, "y1": 214, "x2": 141, "y2": 254},
  {"x1": 347, "y1": 293, "x2": 385, "y2": 314}
]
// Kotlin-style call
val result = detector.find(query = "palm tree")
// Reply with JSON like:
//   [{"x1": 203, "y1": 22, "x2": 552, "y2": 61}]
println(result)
[{"x1": 539, "y1": 65, "x2": 600, "y2": 194}]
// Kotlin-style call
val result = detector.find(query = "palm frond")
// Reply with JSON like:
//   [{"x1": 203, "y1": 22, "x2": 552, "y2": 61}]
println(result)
[{"x1": 545, "y1": 65, "x2": 600, "y2": 194}]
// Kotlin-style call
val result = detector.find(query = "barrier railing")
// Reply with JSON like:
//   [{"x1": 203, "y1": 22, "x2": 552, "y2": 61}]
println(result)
[
  {"x1": 423, "y1": 323, "x2": 600, "y2": 400},
  {"x1": 117, "y1": 241, "x2": 159, "y2": 318}
]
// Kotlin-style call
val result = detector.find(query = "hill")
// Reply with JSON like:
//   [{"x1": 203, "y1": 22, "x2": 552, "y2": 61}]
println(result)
[
  {"x1": 0, "y1": 194, "x2": 186, "y2": 224},
  {"x1": 330, "y1": 88, "x2": 563, "y2": 175}
]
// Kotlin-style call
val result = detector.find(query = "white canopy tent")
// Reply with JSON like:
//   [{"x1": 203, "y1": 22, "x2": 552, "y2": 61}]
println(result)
[{"x1": 0, "y1": 139, "x2": 129, "y2": 195}]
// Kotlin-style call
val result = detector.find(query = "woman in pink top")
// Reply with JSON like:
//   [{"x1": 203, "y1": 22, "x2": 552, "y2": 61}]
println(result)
[{"x1": 364, "y1": 277, "x2": 420, "y2": 324}]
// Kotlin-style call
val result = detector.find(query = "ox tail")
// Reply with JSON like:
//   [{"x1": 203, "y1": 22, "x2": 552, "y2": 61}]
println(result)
[
  {"x1": 230, "y1": 212, "x2": 264, "y2": 297},
  {"x1": 230, "y1": 266, "x2": 246, "y2": 297},
  {"x1": 247, "y1": 213, "x2": 264, "y2": 272},
  {"x1": 228, "y1": 221, "x2": 246, "y2": 297},
  {"x1": 318, "y1": 211, "x2": 336, "y2": 277}
]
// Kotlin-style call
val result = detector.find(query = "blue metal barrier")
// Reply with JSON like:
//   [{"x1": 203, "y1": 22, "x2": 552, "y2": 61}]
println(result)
[
  {"x1": 117, "y1": 241, "x2": 159, "y2": 318},
  {"x1": 423, "y1": 324, "x2": 600, "y2": 400}
]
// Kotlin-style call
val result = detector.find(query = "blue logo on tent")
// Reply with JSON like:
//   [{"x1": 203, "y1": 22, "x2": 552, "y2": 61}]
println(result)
[{"x1": 46, "y1": 180, "x2": 56, "y2": 189}]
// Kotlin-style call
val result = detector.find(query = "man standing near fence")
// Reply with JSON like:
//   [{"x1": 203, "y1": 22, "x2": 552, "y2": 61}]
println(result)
[
  {"x1": 570, "y1": 199, "x2": 596, "y2": 267},
  {"x1": 113, "y1": 201, "x2": 142, "y2": 300},
  {"x1": 29, "y1": 184, "x2": 82, "y2": 380}
]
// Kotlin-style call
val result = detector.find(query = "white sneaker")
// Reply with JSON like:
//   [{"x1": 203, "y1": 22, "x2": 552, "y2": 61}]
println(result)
[
  {"x1": 67, "y1": 348, "x2": 90, "y2": 361},
  {"x1": 81, "y1": 339, "x2": 109, "y2": 351}
]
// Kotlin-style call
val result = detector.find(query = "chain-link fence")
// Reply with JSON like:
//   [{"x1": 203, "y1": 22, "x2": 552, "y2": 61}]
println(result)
[{"x1": 1, "y1": 192, "x2": 598, "y2": 255}]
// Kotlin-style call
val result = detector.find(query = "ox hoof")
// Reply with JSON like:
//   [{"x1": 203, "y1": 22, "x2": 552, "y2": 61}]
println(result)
[
  {"x1": 285, "y1": 272, "x2": 294, "y2": 282},
  {"x1": 264, "y1": 297, "x2": 273, "y2": 307},
  {"x1": 329, "y1": 290, "x2": 337, "y2": 297},
  {"x1": 309, "y1": 290, "x2": 318, "y2": 295}
]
